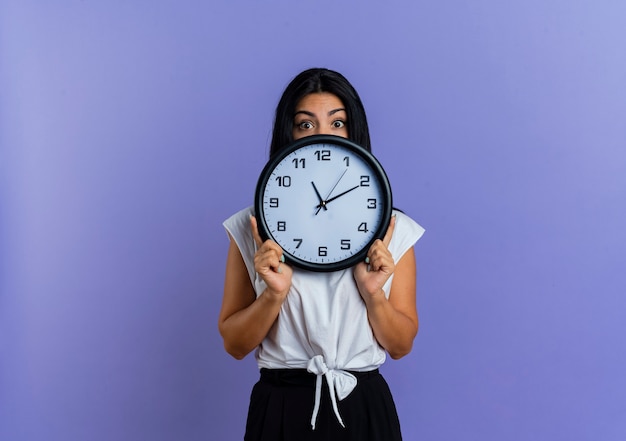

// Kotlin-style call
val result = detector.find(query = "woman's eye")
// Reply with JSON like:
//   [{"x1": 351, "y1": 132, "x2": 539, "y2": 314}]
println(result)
[
  {"x1": 333, "y1": 120, "x2": 346, "y2": 128},
  {"x1": 298, "y1": 121, "x2": 313, "y2": 130}
]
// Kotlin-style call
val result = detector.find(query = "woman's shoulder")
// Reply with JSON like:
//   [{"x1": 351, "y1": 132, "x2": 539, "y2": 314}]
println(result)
[
  {"x1": 389, "y1": 210, "x2": 425, "y2": 262},
  {"x1": 393, "y1": 210, "x2": 424, "y2": 239},
  {"x1": 223, "y1": 206, "x2": 254, "y2": 234},
  {"x1": 223, "y1": 206, "x2": 257, "y2": 283}
]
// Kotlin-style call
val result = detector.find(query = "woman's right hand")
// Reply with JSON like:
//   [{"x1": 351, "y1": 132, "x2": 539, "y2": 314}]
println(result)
[{"x1": 250, "y1": 215, "x2": 293, "y2": 300}]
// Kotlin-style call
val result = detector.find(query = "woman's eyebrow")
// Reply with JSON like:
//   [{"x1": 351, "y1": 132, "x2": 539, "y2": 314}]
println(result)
[
  {"x1": 294, "y1": 108, "x2": 346, "y2": 117},
  {"x1": 294, "y1": 110, "x2": 315, "y2": 117},
  {"x1": 328, "y1": 108, "x2": 346, "y2": 116}
]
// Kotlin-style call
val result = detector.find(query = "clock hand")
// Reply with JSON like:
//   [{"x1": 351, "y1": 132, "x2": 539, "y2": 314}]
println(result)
[
  {"x1": 315, "y1": 168, "x2": 349, "y2": 215},
  {"x1": 323, "y1": 168, "x2": 348, "y2": 201},
  {"x1": 316, "y1": 168, "x2": 348, "y2": 215},
  {"x1": 316, "y1": 184, "x2": 360, "y2": 209},
  {"x1": 311, "y1": 181, "x2": 327, "y2": 212}
]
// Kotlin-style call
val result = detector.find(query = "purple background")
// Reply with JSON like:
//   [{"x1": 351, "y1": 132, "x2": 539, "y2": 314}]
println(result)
[{"x1": 1, "y1": 1, "x2": 625, "y2": 440}]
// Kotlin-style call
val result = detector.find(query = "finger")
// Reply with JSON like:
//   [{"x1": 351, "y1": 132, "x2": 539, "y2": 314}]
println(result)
[
  {"x1": 367, "y1": 240, "x2": 395, "y2": 270},
  {"x1": 250, "y1": 215, "x2": 264, "y2": 248},
  {"x1": 256, "y1": 252, "x2": 281, "y2": 272},
  {"x1": 251, "y1": 216, "x2": 285, "y2": 273},
  {"x1": 367, "y1": 251, "x2": 383, "y2": 272},
  {"x1": 381, "y1": 214, "x2": 396, "y2": 247}
]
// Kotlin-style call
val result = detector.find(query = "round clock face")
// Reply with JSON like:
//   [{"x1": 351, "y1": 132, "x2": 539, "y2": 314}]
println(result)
[{"x1": 254, "y1": 135, "x2": 392, "y2": 272}]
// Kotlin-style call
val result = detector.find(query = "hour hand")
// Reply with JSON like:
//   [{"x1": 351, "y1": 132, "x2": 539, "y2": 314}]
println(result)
[{"x1": 312, "y1": 181, "x2": 327, "y2": 213}]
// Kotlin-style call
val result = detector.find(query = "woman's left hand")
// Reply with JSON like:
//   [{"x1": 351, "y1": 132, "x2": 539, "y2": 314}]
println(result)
[{"x1": 353, "y1": 215, "x2": 396, "y2": 303}]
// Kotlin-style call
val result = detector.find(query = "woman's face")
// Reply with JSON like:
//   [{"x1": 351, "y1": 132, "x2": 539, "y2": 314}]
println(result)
[{"x1": 292, "y1": 92, "x2": 348, "y2": 140}]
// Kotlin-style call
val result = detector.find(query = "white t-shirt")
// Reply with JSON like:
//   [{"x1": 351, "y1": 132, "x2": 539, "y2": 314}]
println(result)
[
  {"x1": 224, "y1": 206, "x2": 424, "y2": 371},
  {"x1": 223, "y1": 206, "x2": 425, "y2": 427}
]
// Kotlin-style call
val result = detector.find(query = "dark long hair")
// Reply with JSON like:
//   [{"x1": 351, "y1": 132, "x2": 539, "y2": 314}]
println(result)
[{"x1": 269, "y1": 68, "x2": 372, "y2": 158}]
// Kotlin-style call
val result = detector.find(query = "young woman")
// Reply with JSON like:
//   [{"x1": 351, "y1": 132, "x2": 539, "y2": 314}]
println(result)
[{"x1": 219, "y1": 68, "x2": 425, "y2": 441}]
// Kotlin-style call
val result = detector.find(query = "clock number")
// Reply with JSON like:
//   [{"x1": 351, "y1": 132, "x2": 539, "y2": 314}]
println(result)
[
  {"x1": 314, "y1": 150, "x2": 331, "y2": 161},
  {"x1": 276, "y1": 176, "x2": 291, "y2": 187},
  {"x1": 269, "y1": 198, "x2": 279, "y2": 208},
  {"x1": 358, "y1": 222, "x2": 368, "y2": 233},
  {"x1": 318, "y1": 246, "x2": 328, "y2": 257},
  {"x1": 367, "y1": 198, "x2": 377, "y2": 209},
  {"x1": 277, "y1": 221, "x2": 286, "y2": 232},
  {"x1": 340, "y1": 239, "x2": 351, "y2": 250},
  {"x1": 292, "y1": 158, "x2": 306, "y2": 168},
  {"x1": 360, "y1": 175, "x2": 370, "y2": 187},
  {"x1": 293, "y1": 238, "x2": 303, "y2": 249},
  {"x1": 343, "y1": 156, "x2": 350, "y2": 166}
]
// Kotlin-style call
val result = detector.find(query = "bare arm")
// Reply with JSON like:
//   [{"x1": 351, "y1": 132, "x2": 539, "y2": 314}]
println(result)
[
  {"x1": 217, "y1": 216, "x2": 293, "y2": 359},
  {"x1": 354, "y1": 216, "x2": 419, "y2": 359}
]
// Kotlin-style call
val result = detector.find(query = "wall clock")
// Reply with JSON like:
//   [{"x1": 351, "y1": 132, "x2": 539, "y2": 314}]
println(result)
[{"x1": 254, "y1": 135, "x2": 393, "y2": 272}]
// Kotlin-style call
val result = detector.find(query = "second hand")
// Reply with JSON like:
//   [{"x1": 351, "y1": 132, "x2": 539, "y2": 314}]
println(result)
[{"x1": 316, "y1": 168, "x2": 348, "y2": 215}]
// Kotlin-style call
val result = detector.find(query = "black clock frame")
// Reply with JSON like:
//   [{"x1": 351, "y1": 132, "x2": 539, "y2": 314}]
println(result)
[{"x1": 254, "y1": 135, "x2": 393, "y2": 272}]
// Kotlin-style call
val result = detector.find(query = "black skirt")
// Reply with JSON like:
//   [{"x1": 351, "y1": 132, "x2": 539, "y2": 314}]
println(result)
[{"x1": 244, "y1": 368, "x2": 403, "y2": 441}]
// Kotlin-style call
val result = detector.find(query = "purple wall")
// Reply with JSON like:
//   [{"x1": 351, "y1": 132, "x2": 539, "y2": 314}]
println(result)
[{"x1": 1, "y1": 1, "x2": 625, "y2": 440}]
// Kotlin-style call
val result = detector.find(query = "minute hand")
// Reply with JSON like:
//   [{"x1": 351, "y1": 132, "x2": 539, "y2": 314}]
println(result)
[{"x1": 316, "y1": 185, "x2": 360, "y2": 208}]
